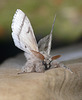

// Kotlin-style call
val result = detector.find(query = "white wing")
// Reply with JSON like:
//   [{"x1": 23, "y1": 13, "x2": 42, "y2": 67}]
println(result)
[{"x1": 11, "y1": 9, "x2": 38, "y2": 53}]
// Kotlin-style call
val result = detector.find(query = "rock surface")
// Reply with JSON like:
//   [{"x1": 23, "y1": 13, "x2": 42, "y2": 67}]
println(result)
[{"x1": 0, "y1": 54, "x2": 82, "y2": 100}]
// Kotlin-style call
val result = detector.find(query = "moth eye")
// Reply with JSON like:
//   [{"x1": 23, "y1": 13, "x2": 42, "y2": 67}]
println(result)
[{"x1": 43, "y1": 61, "x2": 46, "y2": 65}]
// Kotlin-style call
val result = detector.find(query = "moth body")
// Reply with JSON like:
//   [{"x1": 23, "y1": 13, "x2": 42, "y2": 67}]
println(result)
[{"x1": 11, "y1": 9, "x2": 72, "y2": 73}]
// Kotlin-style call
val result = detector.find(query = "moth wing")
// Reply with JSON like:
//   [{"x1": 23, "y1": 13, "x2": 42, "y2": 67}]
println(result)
[
  {"x1": 11, "y1": 9, "x2": 38, "y2": 54},
  {"x1": 38, "y1": 33, "x2": 52, "y2": 55}
]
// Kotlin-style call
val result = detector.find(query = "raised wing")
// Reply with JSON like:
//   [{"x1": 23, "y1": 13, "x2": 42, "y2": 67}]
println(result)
[
  {"x1": 38, "y1": 15, "x2": 56, "y2": 55},
  {"x1": 11, "y1": 9, "x2": 38, "y2": 53},
  {"x1": 38, "y1": 33, "x2": 52, "y2": 55}
]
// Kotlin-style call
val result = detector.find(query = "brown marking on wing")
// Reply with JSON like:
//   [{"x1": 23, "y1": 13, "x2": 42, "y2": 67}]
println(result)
[
  {"x1": 31, "y1": 50, "x2": 45, "y2": 60},
  {"x1": 27, "y1": 27, "x2": 30, "y2": 33}
]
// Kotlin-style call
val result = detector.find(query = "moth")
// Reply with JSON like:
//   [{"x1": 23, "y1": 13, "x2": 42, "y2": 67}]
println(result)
[{"x1": 11, "y1": 9, "x2": 72, "y2": 73}]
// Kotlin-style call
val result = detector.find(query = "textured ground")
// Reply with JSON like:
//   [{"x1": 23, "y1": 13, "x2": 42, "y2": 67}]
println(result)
[{"x1": 0, "y1": 53, "x2": 82, "y2": 100}]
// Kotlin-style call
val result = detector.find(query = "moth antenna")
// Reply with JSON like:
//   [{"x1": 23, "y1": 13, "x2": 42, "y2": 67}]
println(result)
[
  {"x1": 31, "y1": 50, "x2": 45, "y2": 60},
  {"x1": 51, "y1": 55, "x2": 61, "y2": 60},
  {"x1": 50, "y1": 14, "x2": 56, "y2": 35},
  {"x1": 47, "y1": 15, "x2": 56, "y2": 55}
]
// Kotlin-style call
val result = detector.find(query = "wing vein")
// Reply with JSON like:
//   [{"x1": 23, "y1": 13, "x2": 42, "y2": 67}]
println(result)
[{"x1": 18, "y1": 15, "x2": 26, "y2": 47}]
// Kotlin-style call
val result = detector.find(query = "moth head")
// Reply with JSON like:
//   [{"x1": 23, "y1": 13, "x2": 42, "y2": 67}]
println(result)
[
  {"x1": 31, "y1": 50, "x2": 61, "y2": 70},
  {"x1": 43, "y1": 55, "x2": 61, "y2": 70}
]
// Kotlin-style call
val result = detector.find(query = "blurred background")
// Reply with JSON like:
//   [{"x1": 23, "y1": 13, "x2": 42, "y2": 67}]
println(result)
[{"x1": 0, "y1": 0, "x2": 82, "y2": 63}]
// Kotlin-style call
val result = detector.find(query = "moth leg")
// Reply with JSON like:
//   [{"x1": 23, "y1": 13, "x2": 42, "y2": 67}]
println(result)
[
  {"x1": 59, "y1": 63, "x2": 73, "y2": 73},
  {"x1": 51, "y1": 60, "x2": 73, "y2": 73},
  {"x1": 18, "y1": 71, "x2": 27, "y2": 74}
]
